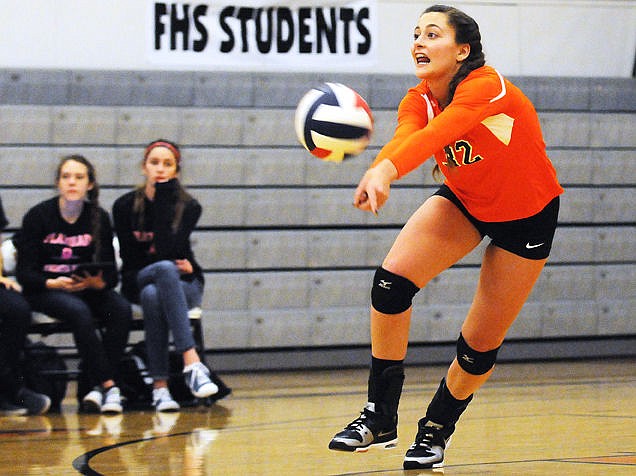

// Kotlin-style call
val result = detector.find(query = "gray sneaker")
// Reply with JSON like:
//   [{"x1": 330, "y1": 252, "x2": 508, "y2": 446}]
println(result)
[
  {"x1": 152, "y1": 387, "x2": 180, "y2": 412},
  {"x1": 101, "y1": 386, "x2": 123, "y2": 414},
  {"x1": 82, "y1": 387, "x2": 103, "y2": 413},
  {"x1": 183, "y1": 362, "x2": 218, "y2": 398}
]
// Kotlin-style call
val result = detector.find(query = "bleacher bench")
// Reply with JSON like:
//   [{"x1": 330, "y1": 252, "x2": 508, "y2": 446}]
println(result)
[{"x1": 1, "y1": 238, "x2": 205, "y2": 364}]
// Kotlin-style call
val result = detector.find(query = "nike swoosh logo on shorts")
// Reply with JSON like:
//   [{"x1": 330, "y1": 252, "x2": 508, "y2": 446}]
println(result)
[{"x1": 525, "y1": 242, "x2": 545, "y2": 249}]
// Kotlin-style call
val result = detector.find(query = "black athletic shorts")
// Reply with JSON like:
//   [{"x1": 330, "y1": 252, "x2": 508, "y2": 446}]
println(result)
[{"x1": 434, "y1": 184, "x2": 560, "y2": 260}]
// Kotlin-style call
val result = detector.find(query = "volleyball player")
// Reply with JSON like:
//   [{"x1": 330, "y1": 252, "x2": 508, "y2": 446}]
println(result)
[{"x1": 328, "y1": 4, "x2": 563, "y2": 469}]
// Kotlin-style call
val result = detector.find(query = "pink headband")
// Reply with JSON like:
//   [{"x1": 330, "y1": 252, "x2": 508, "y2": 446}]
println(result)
[{"x1": 144, "y1": 141, "x2": 181, "y2": 163}]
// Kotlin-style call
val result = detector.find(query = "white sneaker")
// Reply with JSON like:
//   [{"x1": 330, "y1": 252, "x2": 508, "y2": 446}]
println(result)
[
  {"x1": 183, "y1": 362, "x2": 219, "y2": 398},
  {"x1": 101, "y1": 386, "x2": 123, "y2": 414},
  {"x1": 82, "y1": 387, "x2": 103, "y2": 413},
  {"x1": 152, "y1": 387, "x2": 180, "y2": 412}
]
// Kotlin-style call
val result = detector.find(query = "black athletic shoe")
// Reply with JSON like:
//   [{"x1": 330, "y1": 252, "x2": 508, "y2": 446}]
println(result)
[
  {"x1": 0, "y1": 395, "x2": 27, "y2": 416},
  {"x1": 403, "y1": 418, "x2": 454, "y2": 469},
  {"x1": 16, "y1": 387, "x2": 51, "y2": 415},
  {"x1": 328, "y1": 402, "x2": 397, "y2": 452}
]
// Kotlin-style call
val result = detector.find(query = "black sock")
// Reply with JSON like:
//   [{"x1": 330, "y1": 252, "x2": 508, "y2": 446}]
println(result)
[
  {"x1": 371, "y1": 356, "x2": 403, "y2": 382},
  {"x1": 425, "y1": 378, "x2": 473, "y2": 426}
]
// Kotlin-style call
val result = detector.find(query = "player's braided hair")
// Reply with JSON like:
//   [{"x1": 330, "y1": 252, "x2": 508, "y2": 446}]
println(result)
[
  {"x1": 56, "y1": 155, "x2": 102, "y2": 262},
  {"x1": 424, "y1": 5, "x2": 486, "y2": 181}
]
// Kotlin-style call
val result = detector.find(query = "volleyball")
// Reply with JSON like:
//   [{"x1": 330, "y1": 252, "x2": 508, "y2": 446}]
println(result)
[{"x1": 294, "y1": 82, "x2": 373, "y2": 163}]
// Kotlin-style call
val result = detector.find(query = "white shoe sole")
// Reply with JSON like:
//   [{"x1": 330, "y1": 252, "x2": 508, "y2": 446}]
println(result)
[
  {"x1": 191, "y1": 381, "x2": 219, "y2": 398},
  {"x1": 101, "y1": 403, "x2": 123, "y2": 414},
  {"x1": 156, "y1": 402, "x2": 181, "y2": 412},
  {"x1": 355, "y1": 438, "x2": 398, "y2": 452}
]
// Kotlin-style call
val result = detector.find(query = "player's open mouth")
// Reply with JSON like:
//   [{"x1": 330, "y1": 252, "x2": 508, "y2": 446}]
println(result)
[{"x1": 415, "y1": 54, "x2": 430, "y2": 64}]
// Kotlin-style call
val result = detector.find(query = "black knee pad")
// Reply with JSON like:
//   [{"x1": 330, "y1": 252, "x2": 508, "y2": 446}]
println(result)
[
  {"x1": 456, "y1": 333, "x2": 500, "y2": 375},
  {"x1": 371, "y1": 267, "x2": 420, "y2": 314}
]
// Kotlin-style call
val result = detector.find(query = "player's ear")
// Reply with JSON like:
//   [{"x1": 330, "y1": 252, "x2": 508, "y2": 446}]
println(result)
[{"x1": 456, "y1": 43, "x2": 470, "y2": 62}]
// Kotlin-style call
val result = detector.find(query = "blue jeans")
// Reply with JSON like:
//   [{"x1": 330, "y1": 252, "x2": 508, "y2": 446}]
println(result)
[
  {"x1": 24, "y1": 288, "x2": 132, "y2": 388},
  {"x1": 137, "y1": 261, "x2": 203, "y2": 380}
]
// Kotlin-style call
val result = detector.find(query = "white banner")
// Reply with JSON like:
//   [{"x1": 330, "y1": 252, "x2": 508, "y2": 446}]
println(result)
[
  {"x1": 1, "y1": 1, "x2": 634, "y2": 76},
  {"x1": 146, "y1": 0, "x2": 378, "y2": 69}
]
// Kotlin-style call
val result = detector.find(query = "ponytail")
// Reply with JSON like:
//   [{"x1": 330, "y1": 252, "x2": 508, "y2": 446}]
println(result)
[{"x1": 424, "y1": 5, "x2": 485, "y2": 181}]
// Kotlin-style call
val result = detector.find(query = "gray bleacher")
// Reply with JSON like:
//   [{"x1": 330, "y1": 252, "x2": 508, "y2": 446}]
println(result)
[{"x1": 1, "y1": 70, "x2": 634, "y2": 371}]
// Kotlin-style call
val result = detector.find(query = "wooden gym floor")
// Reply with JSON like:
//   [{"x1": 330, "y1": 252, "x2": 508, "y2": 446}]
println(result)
[{"x1": 0, "y1": 358, "x2": 634, "y2": 475}]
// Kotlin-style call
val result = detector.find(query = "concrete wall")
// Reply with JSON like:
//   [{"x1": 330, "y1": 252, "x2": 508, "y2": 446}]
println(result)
[{"x1": 1, "y1": 70, "x2": 634, "y2": 370}]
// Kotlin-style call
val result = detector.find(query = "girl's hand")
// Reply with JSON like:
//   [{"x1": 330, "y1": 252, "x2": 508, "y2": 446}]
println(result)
[
  {"x1": 0, "y1": 276, "x2": 22, "y2": 292},
  {"x1": 175, "y1": 259, "x2": 193, "y2": 275},
  {"x1": 353, "y1": 159, "x2": 399, "y2": 214},
  {"x1": 46, "y1": 276, "x2": 87, "y2": 292},
  {"x1": 71, "y1": 271, "x2": 107, "y2": 290}
]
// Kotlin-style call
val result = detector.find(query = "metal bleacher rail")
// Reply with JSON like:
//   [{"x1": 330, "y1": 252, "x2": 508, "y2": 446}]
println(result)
[{"x1": 0, "y1": 70, "x2": 634, "y2": 371}]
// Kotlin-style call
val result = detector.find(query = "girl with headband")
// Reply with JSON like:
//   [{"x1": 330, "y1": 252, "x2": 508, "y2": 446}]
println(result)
[{"x1": 113, "y1": 139, "x2": 229, "y2": 412}]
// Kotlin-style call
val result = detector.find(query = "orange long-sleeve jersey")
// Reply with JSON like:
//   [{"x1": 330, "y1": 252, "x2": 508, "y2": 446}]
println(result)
[{"x1": 375, "y1": 66, "x2": 563, "y2": 222}]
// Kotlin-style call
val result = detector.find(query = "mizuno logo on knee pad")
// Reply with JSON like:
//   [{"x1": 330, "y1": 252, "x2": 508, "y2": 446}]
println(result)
[
  {"x1": 378, "y1": 280, "x2": 392, "y2": 290},
  {"x1": 371, "y1": 267, "x2": 420, "y2": 314},
  {"x1": 456, "y1": 333, "x2": 500, "y2": 375}
]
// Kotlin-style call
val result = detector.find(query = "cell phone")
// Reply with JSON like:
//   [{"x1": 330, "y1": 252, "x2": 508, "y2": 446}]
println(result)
[{"x1": 72, "y1": 262, "x2": 115, "y2": 276}]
